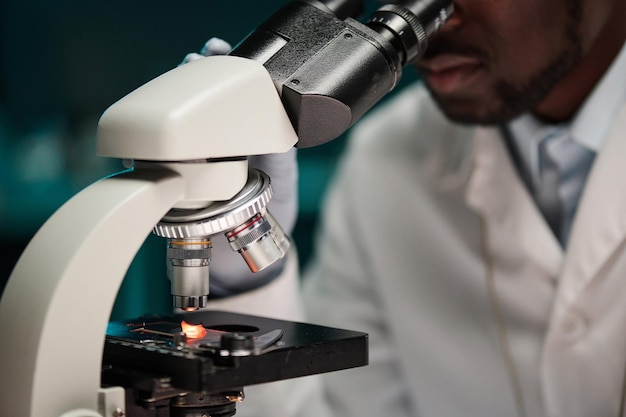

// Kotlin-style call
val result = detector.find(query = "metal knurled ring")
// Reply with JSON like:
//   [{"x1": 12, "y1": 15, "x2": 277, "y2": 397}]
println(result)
[
  {"x1": 378, "y1": 4, "x2": 428, "y2": 62},
  {"x1": 153, "y1": 169, "x2": 273, "y2": 239},
  {"x1": 227, "y1": 217, "x2": 272, "y2": 251}
]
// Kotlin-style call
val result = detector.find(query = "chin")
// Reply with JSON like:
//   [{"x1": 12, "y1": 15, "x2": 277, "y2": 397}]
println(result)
[{"x1": 430, "y1": 93, "x2": 522, "y2": 126}]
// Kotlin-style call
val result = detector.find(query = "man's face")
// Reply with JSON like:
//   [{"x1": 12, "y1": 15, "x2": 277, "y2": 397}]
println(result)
[{"x1": 415, "y1": 0, "x2": 584, "y2": 124}]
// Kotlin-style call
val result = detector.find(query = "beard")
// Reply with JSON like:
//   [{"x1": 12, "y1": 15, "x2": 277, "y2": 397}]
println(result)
[{"x1": 422, "y1": 0, "x2": 584, "y2": 125}]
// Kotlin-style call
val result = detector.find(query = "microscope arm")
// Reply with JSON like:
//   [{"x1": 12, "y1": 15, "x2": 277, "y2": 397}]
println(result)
[{"x1": 0, "y1": 169, "x2": 184, "y2": 417}]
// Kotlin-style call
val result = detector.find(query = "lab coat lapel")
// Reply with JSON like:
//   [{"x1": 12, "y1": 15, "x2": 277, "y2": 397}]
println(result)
[
  {"x1": 465, "y1": 126, "x2": 563, "y2": 279},
  {"x1": 557, "y1": 105, "x2": 626, "y2": 307},
  {"x1": 465, "y1": 127, "x2": 564, "y2": 416}
]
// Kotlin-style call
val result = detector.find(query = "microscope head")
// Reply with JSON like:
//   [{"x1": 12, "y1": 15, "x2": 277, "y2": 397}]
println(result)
[{"x1": 97, "y1": 56, "x2": 298, "y2": 311}]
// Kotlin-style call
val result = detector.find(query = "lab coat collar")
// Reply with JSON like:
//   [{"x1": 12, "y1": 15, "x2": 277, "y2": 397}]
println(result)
[
  {"x1": 464, "y1": 104, "x2": 626, "y2": 307},
  {"x1": 464, "y1": 126, "x2": 563, "y2": 281},
  {"x1": 556, "y1": 104, "x2": 626, "y2": 307}
]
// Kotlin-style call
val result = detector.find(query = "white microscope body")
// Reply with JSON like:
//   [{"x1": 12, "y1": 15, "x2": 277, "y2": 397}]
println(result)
[
  {"x1": 0, "y1": 55, "x2": 297, "y2": 417},
  {"x1": 0, "y1": 0, "x2": 453, "y2": 413}
]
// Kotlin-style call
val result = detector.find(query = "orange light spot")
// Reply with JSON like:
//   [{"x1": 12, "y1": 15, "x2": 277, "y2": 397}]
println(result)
[{"x1": 181, "y1": 321, "x2": 207, "y2": 339}]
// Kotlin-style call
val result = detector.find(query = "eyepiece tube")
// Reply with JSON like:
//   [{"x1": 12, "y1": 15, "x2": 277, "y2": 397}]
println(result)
[
  {"x1": 399, "y1": 0, "x2": 454, "y2": 36},
  {"x1": 231, "y1": 0, "x2": 453, "y2": 147},
  {"x1": 367, "y1": 0, "x2": 453, "y2": 64}
]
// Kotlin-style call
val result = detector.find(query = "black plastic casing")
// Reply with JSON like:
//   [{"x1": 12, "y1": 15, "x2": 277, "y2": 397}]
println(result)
[{"x1": 231, "y1": 0, "x2": 401, "y2": 148}]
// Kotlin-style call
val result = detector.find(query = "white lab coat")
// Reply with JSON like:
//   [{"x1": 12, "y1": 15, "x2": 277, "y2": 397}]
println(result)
[{"x1": 209, "y1": 83, "x2": 626, "y2": 417}]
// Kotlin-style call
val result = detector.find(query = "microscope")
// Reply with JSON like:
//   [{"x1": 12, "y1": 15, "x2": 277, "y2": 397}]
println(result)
[{"x1": 0, "y1": 0, "x2": 452, "y2": 416}]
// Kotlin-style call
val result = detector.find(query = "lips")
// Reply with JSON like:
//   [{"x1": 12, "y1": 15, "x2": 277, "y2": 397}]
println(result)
[{"x1": 417, "y1": 54, "x2": 484, "y2": 94}]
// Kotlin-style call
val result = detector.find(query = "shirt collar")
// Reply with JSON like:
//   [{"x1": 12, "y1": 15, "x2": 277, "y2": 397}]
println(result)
[
  {"x1": 572, "y1": 40, "x2": 626, "y2": 151},
  {"x1": 509, "y1": 39, "x2": 626, "y2": 155}
]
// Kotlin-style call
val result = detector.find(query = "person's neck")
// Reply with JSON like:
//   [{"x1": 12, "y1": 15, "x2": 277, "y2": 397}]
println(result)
[{"x1": 533, "y1": 4, "x2": 626, "y2": 123}]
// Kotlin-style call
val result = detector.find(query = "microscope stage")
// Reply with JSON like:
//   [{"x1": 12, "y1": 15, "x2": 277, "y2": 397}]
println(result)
[{"x1": 103, "y1": 310, "x2": 368, "y2": 394}]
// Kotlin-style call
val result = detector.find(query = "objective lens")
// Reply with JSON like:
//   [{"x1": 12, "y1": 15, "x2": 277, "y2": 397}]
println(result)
[
  {"x1": 167, "y1": 238, "x2": 211, "y2": 311},
  {"x1": 225, "y1": 211, "x2": 290, "y2": 273}
]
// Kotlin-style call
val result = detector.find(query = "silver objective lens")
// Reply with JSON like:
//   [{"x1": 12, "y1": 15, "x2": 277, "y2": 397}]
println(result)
[
  {"x1": 167, "y1": 238, "x2": 211, "y2": 310},
  {"x1": 225, "y1": 210, "x2": 290, "y2": 273}
]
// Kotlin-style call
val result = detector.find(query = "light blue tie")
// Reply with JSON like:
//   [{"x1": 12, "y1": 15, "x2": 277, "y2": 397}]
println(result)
[
  {"x1": 535, "y1": 134, "x2": 562, "y2": 238},
  {"x1": 533, "y1": 129, "x2": 596, "y2": 246}
]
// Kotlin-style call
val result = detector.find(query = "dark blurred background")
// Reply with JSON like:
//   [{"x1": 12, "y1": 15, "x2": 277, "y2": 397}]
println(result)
[{"x1": 0, "y1": 0, "x2": 419, "y2": 319}]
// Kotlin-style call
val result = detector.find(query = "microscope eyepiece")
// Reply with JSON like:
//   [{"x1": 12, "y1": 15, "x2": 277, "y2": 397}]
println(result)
[{"x1": 367, "y1": 0, "x2": 454, "y2": 64}]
